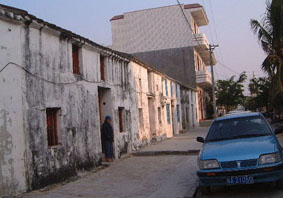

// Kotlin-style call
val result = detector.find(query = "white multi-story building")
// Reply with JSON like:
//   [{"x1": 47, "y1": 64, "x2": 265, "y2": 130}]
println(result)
[{"x1": 111, "y1": 3, "x2": 217, "y2": 123}]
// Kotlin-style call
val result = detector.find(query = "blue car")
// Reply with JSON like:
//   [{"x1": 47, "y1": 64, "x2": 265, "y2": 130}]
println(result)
[{"x1": 196, "y1": 112, "x2": 283, "y2": 193}]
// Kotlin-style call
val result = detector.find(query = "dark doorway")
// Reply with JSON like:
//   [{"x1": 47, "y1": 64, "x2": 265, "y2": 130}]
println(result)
[{"x1": 98, "y1": 87, "x2": 112, "y2": 154}]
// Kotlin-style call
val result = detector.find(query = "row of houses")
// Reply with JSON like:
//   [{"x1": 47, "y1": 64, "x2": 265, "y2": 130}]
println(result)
[{"x1": 0, "y1": 4, "x2": 200, "y2": 196}]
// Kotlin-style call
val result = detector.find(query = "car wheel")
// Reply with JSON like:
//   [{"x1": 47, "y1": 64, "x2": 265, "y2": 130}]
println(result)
[
  {"x1": 276, "y1": 180, "x2": 283, "y2": 189},
  {"x1": 199, "y1": 186, "x2": 211, "y2": 194}
]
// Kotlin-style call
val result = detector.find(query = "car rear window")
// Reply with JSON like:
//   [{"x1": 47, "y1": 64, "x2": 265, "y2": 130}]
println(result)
[{"x1": 206, "y1": 116, "x2": 272, "y2": 142}]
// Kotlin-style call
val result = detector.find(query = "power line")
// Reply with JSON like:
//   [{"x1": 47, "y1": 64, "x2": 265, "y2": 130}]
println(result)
[
  {"x1": 214, "y1": 67, "x2": 219, "y2": 79},
  {"x1": 217, "y1": 61, "x2": 241, "y2": 75},
  {"x1": 208, "y1": 0, "x2": 219, "y2": 47},
  {"x1": 201, "y1": 0, "x2": 215, "y2": 45},
  {"x1": 176, "y1": 0, "x2": 206, "y2": 49},
  {"x1": 208, "y1": 0, "x2": 225, "y2": 63},
  {"x1": 202, "y1": 0, "x2": 227, "y2": 80},
  {"x1": 0, "y1": 62, "x2": 100, "y2": 85},
  {"x1": 214, "y1": 67, "x2": 230, "y2": 79},
  {"x1": 209, "y1": 44, "x2": 218, "y2": 118},
  {"x1": 0, "y1": 62, "x2": 183, "y2": 97},
  {"x1": 0, "y1": 62, "x2": 127, "y2": 87}
]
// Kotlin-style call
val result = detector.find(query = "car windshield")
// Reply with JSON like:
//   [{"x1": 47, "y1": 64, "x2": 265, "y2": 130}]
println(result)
[{"x1": 206, "y1": 116, "x2": 272, "y2": 142}]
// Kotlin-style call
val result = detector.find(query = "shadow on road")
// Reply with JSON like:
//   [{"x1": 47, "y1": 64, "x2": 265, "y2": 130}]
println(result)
[{"x1": 195, "y1": 183, "x2": 283, "y2": 198}]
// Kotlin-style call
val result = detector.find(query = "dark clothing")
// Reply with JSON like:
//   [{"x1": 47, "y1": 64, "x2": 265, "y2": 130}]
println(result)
[
  {"x1": 101, "y1": 122, "x2": 114, "y2": 142},
  {"x1": 102, "y1": 121, "x2": 114, "y2": 159},
  {"x1": 104, "y1": 141, "x2": 114, "y2": 159}
]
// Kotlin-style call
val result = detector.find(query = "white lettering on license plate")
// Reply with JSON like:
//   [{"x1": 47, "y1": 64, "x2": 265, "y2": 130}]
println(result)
[{"x1": 227, "y1": 175, "x2": 254, "y2": 184}]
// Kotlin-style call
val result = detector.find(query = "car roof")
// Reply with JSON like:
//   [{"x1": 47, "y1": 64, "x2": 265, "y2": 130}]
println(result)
[{"x1": 215, "y1": 112, "x2": 262, "y2": 121}]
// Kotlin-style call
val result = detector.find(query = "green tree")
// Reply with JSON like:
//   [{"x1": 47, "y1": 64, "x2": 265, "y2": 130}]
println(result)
[
  {"x1": 216, "y1": 72, "x2": 247, "y2": 112},
  {"x1": 250, "y1": 0, "x2": 283, "y2": 94},
  {"x1": 245, "y1": 76, "x2": 271, "y2": 111}
]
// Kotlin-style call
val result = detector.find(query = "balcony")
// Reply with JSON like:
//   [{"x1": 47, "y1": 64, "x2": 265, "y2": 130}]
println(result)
[
  {"x1": 196, "y1": 69, "x2": 212, "y2": 88},
  {"x1": 192, "y1": 33, "x2": 217, "y2": 66},
  {"x1": 184, "y1": 4, "x2": 209, "y2": 26},
  {"x1": 193, "y1": 33, "x2": 209, "y2": 50}
]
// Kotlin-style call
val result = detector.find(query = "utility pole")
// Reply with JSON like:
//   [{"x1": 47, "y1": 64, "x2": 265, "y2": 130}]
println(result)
[{"x1": 209, "y1": 44, "x2": 218, "y2": 118}]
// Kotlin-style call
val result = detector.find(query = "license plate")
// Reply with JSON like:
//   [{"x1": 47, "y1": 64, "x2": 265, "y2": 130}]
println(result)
[{"x1": 227, "y1": 175, "x2": 254, "y2": 184}]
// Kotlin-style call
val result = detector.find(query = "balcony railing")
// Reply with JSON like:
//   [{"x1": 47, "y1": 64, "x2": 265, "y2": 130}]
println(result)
[
  {"x1": 196, "y1": 69, "x2": 212, "y2": 88},
  {"x1": 192, "y1": 33, "x2": 209, "y2": 49}
]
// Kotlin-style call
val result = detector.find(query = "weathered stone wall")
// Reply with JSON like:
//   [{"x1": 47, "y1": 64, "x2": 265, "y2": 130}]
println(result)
[
  {"x1": 20, "y1": 24, "x2": 139, "y2": 190},
  {"x1": 0, "y1": 19, "x2": 27, "y2": 196}
]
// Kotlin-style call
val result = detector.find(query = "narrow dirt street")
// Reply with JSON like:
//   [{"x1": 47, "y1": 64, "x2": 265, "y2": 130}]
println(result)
[
  {"x1": 20, "y1": 128, "x2": 208, "y2": 198},
  {"x1": 21, "y1": 156, "x2": 198, "y2": 198}
]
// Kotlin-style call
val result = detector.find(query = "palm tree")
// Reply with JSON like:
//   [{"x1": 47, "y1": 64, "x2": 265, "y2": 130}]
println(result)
[{"x1": 250, "y1": 0, "x2": 283, "y2": 94}]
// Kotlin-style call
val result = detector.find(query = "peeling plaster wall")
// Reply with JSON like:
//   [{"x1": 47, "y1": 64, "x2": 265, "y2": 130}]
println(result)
[
  {"x1": 170, "y1": 83, "x2": 182, "y2": 135},
  {"x1": 22, "y1": 26, "x2": 101, "y2": 190},
  {"x1": 0, "y1": 20, "x2": 27, "y2": 196},
  {"x1": 20, "y1": 24, "x2": 139, "y2": 190},
  {"x1": 181, "y1": 88, "x2": 198, "y2": 129},
  {"x1": 132, "y1": 62, "x2": 151, "y2": 145},
  {"x1": 131, "y1": 62, "x2": 183, "y2": 143},
  {"x1": 149, "y1": 73, "x2": 165, "y2": 140}
]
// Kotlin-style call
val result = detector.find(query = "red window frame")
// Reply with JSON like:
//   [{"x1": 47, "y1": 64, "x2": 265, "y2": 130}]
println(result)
[
  {"x1": 46, "y1": 108, "x2": 59, "y2": 146},
  {"x1": 72, "y1": 45, "x2": 80, "y2": 75},
  {"x1": 100, "y1": 55, "x2": 105, "y2": 81},
  {"x1": 118, "y1": 107, "x2": 125, "y2": 132}
]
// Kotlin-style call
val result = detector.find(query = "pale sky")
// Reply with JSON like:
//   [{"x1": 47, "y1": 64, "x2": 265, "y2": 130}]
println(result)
[{"x1": 0, "y1": 0, "x2": 267, "y2": 83}]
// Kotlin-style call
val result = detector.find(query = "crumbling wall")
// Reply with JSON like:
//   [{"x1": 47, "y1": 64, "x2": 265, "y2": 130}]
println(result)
[
  {"x1": 20, "y1": 23, "x2": 140, "y2": 190},
  {"x1": 181, "y1": 88, "x2": 198, "y2": 129},
  {"x1": 131, "y1": 62, "x2": 151, "y2": 146},
  {"x1": 0, "y1": 20, "x2": 27, "y2": 196},
  {"x1": 22, "y1": 26, "x2": 102, "y2": 190}
]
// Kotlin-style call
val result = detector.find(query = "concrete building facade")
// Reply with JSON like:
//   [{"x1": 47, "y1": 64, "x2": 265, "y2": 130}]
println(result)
[
  {"x1": 0, "y1": 4, "x2": 185, "y2": 196},
  {"x1": 111, "y1": 3, "x2": 217, "y2": 123}
]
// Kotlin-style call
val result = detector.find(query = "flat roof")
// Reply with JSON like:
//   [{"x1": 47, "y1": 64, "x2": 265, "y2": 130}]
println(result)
[
  {"x1": 184, "y1": 4, "x2": 202, "y2": 9},
  {"x1": 110, "y1": 3, "x2": 204, "y2": 22}
]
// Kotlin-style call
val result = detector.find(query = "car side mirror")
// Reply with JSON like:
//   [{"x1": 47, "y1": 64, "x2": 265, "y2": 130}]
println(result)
[
  {"x1": 274, "y1": 127, "x2": 283, "y2": 135},
  {"x1": 196, "y1": 137, "x2": 205, "y2": 143}
]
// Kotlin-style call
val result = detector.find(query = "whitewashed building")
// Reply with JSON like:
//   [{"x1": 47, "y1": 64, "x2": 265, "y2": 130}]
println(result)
[
  {"x1": 0, "y1": 4, "x2": 185, "y2": 196},
  {"x1": 130, "y1": 57, "x2": 183, "y2": 143}
]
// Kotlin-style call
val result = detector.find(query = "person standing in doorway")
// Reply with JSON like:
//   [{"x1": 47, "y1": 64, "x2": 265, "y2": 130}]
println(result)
[{"x1": 102, "y1": 116, "x2": 114, "y2": 162}]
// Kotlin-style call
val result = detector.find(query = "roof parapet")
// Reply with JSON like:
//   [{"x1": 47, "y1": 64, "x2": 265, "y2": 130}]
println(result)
[
  {"x1": 184, "y1": 3, "x2": 202, "y2": 9},
  {"x1": 184, "y1": 4, "x2": 209, "y2": 26},
  {"x1": 110, "y1": 15, "x2": 124, "y2": 21}
]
